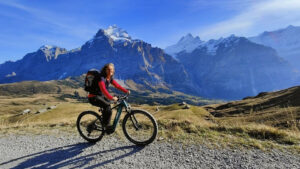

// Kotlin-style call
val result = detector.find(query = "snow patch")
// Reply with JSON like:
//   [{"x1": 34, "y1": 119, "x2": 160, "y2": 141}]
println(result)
[
  {"x1": 6, "y1": 72, "x2": 16, "y2": 77},
  {"x1": 86, "y1": 25, "x2": 134, "y2": 48},
  {"x1": 103, "y1": 25, "x2": 132, "y2": 42},
  {"x1": 165, "y1": 34, "x2": 241, "y2": 57},
  {"x1": 164, "y1": 34, "x2": 204, "y2": 57},
  {"x1": 39, "y1": 45, "x2": 57, "y2": 52},
  {"x1": 199, "y1": 34, "x2": 240, "y2": 55}
]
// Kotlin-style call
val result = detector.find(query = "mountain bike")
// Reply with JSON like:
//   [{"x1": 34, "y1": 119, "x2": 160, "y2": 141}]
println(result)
[{"x1": 76, "y1": 94, "x2": 158, "y2": 145}]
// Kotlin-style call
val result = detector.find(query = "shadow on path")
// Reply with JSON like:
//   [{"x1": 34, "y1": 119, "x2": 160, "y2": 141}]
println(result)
[{"x1": 0, "y1": 142, "x2": 144, "y2": 168}]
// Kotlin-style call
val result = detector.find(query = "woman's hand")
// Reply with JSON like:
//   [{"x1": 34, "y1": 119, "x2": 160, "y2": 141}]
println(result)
[
  {"x1": 127, "y1": 90, "x2": 131, "y2": 95},
  {"x1": 112, "y1": 96, "x2": 118, "y2": 102}
]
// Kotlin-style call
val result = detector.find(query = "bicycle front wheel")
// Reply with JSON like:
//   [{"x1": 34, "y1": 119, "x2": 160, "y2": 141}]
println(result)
[
  {"x1": 122, "y1": 109, "x2": 158, "y2": 145},
  {"x1": 76, "y1": 111, "x2": 104, "y2": 143}
]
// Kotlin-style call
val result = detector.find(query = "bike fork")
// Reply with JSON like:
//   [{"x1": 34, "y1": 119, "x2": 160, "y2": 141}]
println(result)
[{"x1": 129, "y1": 114, "x2": 140, "y2": 130}]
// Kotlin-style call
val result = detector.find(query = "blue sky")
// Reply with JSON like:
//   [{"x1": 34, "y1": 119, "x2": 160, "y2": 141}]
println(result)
[{"x1": 1, "y1": 0, "x2": 300, "y2": 64}]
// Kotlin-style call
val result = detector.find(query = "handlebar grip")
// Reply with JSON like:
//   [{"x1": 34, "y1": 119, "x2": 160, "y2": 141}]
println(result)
[{"x1": 112, "y1": 93, "x2": 129, "y2": 103}]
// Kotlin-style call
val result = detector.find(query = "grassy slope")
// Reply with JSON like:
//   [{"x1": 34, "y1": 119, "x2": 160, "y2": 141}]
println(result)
[
  {"x1": 0, "y1": 80, "x2": 299, "y2": 152},
  {"x1": 0, "y1": 96, "x2": 299, "y2": 152},
  {"x1": 0, "y1": 76, "x2": 219, "y2": 105},
  {"x1": 204, "y1": 86, "x2": 300, "y2": 131}
]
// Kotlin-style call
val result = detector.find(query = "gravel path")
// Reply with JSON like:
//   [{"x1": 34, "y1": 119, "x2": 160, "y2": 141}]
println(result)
[{"x1": 0, "y1": 134, "x2": 299, "y2": 169}]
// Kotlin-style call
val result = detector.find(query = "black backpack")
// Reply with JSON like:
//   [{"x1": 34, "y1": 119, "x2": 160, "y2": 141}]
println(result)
[{"x1": 84, "y1": 69, "x2": 101, "y2": 94}]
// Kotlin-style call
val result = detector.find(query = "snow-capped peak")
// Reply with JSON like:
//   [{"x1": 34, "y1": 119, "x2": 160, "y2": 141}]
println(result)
[
  {"x1": 164, "y1": 33, "x2": 204, "y2": 57},
  {"x1": 165, "y1": 34, "x2": 243, "y2": 57},
  {"x1": 218, "y1": 34, "x2": 241, "y2": 45},
  {"x1": 103, "y1": 25, "x2": 132, "y2": 42},
  {"x1": 178, "y1": 33, "x2": 201, "y2": 43},
  {"x1": 86, "y1": 25, "x2": 139, "y2": 48},
  {"x1": 198, "y1": 34, "x2": 242, "y2": 55},
  {"x1": 39, "y1": 45, "x2": 56, "y2": 51}
]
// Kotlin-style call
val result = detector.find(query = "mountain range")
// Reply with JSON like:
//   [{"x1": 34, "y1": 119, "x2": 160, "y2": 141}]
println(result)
[
  {"x1": 0, "y1": 25, "x2": 195, "y2": 96},
  {"x1": 249, "y1": 25, "x2": 300, "y2": 71},
  {"x1": 168, "y1": 34, "x2": 298, "y2": 99},
  {"x1": 1, "y1": 25, "x2": 299, "y2": 100}
]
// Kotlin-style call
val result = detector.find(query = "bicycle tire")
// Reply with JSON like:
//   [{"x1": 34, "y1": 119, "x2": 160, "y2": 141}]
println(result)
[
  {"x1": 76, "y1": 111, "x2": 105, "y2": 143},
  {"x1": 122, "y1": 109, "x2": 158, "y2": 145}
]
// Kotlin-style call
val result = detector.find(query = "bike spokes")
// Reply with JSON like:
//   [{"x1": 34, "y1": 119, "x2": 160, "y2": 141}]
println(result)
[
  {"x1": 124, "y1": 111, "x2": 157, "y2": 144},
  {"x1": 77, "y1": 111, "x2": 105, "y2": 143}
]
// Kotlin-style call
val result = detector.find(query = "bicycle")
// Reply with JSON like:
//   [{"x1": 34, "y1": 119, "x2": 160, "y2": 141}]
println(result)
[{"x1": 76, "y1": 93, "x2": 158, "y2": 145}]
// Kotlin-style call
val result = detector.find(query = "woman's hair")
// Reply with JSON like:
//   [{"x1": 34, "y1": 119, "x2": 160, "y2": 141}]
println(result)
[{"x1": 100, "y1": 63, "x2": 115, "y2": 77}]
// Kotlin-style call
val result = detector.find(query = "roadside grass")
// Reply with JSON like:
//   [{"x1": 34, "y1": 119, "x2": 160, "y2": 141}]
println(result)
[{"x1": 1, "y1": 100, "x2": 299, "y2": 153}]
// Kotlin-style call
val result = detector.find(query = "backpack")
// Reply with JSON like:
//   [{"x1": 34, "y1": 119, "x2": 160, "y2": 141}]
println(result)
[{"x1": 84, "y1": 69, "x2": 101, "y2": 94}]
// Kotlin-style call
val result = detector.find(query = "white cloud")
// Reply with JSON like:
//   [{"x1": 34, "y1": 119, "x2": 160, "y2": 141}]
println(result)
[{"x1": 197, "y1": 0, "x2": 300, "y2": 40}]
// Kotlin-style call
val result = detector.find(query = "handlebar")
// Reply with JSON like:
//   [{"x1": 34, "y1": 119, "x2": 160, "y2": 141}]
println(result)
[
  {"x1": 112, "y1": 93, "x2": 130, "y2": 104},
  {"x1": 119, "y1": 93, "x2": 130, "y2": 100}
]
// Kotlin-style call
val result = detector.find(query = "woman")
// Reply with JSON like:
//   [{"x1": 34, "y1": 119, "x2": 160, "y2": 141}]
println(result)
[{"x1": 88, "y1": 63, "x2": 130, "y2": 129}]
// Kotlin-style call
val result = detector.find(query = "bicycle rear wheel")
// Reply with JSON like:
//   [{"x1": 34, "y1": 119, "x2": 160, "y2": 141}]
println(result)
[
  {"x1": 122, "y1": 109, "x2": 158, "y2": 145},
  {"x1": 76, "y1": 111, "x2": 104, "y2": 143}
]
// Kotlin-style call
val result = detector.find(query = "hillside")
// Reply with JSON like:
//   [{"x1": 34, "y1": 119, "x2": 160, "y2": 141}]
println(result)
[
  {"x1": 0, "y1": 76, "x2": 217, "y2": 106},
  {"x1": 204, "y1": 86, "x2": 300, "y2": 130},
  {"x1": 0, "y1": 79, "x2": 300, "y2": 151}
]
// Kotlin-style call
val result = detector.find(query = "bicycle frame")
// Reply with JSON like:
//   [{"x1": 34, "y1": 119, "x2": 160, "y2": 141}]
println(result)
[{"x1": 109, "y1": 99, "x2": 130, "y2": 132}]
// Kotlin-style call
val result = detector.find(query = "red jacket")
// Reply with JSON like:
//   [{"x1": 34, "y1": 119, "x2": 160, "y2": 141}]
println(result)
[{"x1": 88, "y1": 77, "x2": 128, "y2": 100}]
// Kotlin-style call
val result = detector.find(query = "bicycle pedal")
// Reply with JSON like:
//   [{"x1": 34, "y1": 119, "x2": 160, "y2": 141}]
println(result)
[
  {"x1": 105, "y1": 129, "x2": 114, "y2": 135},
  {"x1": 105, "y1": 130, "x2": 114, "y2": 135},
  {"x1": 105, "y1": 126, "x2": 114, "y2": 135}
]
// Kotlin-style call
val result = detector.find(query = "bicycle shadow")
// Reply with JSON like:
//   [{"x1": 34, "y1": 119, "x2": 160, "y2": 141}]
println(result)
[{"x1": 0, "y1": 142, "x2": 145, "y2": 168}]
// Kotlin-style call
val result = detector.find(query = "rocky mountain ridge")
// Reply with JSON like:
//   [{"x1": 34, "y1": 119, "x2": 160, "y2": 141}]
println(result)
[
  {"x1": 0, "y1": 26, "x2": 196, "y2": 96},
  {"x1": 167, "y1": 34, "x2": 298, "y2": 99},
  {"x1": 249, "y1": 25, "x2": 300, "y2": 70},
  {"x1": 1, "y1": 25, "x2": 299, "y2": 100}
]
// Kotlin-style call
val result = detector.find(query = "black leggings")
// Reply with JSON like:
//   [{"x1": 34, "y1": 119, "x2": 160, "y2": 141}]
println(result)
[{"x1": 88, "y1": 96, "x2": 112, "y2": 126}]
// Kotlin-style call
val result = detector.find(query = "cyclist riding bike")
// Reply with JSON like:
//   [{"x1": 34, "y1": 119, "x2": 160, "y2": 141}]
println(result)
[
  {"x1": 79, "y1": 62, "x2": 157, "y2": 144},
  {"x1": 87, "y1": 63, "x2": 130, "y2": 131}
]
